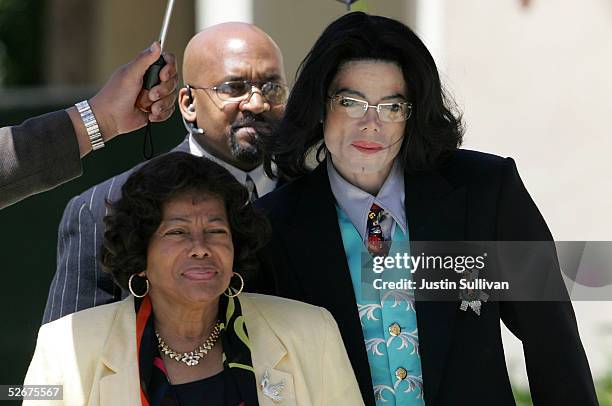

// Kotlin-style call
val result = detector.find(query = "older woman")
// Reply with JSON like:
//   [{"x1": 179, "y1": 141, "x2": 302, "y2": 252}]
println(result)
[
  {"x1": 24, "y1": 152, "x2": 364, "y2": 405},
  {"x1": 254, "y1": 11, "x2": 597, "y2": 406}
]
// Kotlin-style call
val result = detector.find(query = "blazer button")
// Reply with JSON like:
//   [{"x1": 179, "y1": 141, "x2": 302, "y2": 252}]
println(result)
[
  {"x1": 395, "y1": 367, "x2": 408, "y2": 380},
  {"x1": 388, "y1": 322, "x2": 401, "y2": 336}
]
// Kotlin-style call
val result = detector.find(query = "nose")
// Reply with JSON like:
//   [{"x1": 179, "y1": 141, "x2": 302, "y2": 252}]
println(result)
[
  {"x1": 239, "y1": 87, "x2": 270, "y2": 115},
  {"x1": 360, "y1": 106, "x2": 381, "y2": 133},
  {"x1": 189, "y1": 235, "x2": 211, "y2": 258}
]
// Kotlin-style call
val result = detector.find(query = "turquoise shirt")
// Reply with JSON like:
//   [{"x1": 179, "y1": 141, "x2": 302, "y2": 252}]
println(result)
[{"x1": 337, "y1": 206, "x2": 425, "y2": 405}]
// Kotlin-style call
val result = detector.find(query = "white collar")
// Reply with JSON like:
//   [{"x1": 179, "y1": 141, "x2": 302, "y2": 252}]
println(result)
[
  {"x1": 327, "y1": 158, "x2": 406, "y2": 241},
  {"x1": 188, "y1": 134, "x2": 277, "y2": 197}
]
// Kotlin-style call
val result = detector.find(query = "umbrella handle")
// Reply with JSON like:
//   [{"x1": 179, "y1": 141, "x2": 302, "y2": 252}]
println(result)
[{"x1": 135, "y1": 55, "x2": 166, "y2": 112}]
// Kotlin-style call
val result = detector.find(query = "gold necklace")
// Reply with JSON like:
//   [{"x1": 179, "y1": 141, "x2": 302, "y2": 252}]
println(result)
[{"x1": 155, "y1": 321, "x2": 222, "y2": 367}]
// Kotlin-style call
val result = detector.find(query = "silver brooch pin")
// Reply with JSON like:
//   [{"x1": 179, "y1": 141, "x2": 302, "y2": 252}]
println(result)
[
  {"x1": 261, "y1": 369, "x2": 285, "y2": 403},
  {"x1": 459, "y1": 270, "x2": 489, "y2": 316}
]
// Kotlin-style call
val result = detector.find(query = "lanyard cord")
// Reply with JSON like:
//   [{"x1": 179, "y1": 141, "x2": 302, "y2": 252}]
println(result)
[{"x1": 143, "y1": 121, "x2": 154, "y2": 159}]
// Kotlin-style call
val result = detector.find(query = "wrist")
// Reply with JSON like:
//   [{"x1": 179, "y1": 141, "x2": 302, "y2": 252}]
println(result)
[
  {"x1": 67, "y1": 106, "x2": 91, "y2": 157},
  {"x1": 75, "y1": 100, "x2": 105, "y2": 152},
  {"x1": 88, "y1": 96, "x2": 118, "y2": 142}
]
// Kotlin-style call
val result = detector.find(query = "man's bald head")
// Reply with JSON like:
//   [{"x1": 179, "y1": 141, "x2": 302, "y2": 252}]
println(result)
[
  {"x1": 178, "y1": 22, "x2": 286, "y2": 172},
  {"x1": 183, "y1": 22, "x2": 284, "y2": 84}
]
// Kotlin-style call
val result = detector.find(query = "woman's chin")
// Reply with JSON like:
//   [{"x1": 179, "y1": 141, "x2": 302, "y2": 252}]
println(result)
[{"x1": 175, "y1": 284, "x2": 227, "y2": 305}]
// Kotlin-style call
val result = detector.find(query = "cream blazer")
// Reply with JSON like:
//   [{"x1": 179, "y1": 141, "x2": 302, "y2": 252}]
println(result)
[{"x1": 24, "y1": 293, "x2": 364, "y2": 406}]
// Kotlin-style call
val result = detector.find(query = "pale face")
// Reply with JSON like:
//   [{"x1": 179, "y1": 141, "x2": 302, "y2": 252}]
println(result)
[
  {"x1": 145, "y1": 193, "x2": 234, "y2": 308},
  {"x1": 324, "y1": 60, "x2": 407, "y2": 181}
]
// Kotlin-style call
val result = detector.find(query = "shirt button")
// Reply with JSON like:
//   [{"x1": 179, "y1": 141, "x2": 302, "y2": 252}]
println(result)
[
  {"x1": 388, "y1": 322, "x2": 401, "y2": 336},
  {"x1": 395, "y1": 367, "x2": 408, "y2": 380}
]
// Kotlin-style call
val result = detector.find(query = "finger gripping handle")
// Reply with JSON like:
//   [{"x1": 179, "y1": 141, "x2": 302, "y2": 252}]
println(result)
[{"x1": 143, "y1": 55, "x2": 166, "y2": 90}]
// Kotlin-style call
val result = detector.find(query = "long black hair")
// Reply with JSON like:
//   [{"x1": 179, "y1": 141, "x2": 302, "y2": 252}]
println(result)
[{"x1": 262, "y1": 12, "x2": 463, "y2": 179}]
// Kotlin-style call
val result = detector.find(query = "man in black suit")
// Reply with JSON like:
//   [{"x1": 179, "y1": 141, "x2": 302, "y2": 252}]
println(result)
[
  {"x1": 43, "y1": 22, "x2": 288, "y2": 323},
  {"x1": 253, "y1": 12, "x2": 598, "y2": 406}
]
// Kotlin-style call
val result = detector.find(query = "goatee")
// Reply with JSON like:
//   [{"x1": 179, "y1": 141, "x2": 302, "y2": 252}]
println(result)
[{"x1": 229, "y1": 112, "x2": 277, "y2": 165}]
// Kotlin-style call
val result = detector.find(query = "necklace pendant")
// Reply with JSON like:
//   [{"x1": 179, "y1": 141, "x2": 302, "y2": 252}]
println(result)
[
  {"x1": 155, "y1": 320, "x2": 222, "y2": 367},
  {"x1": 182, "y1": 353, "x2": 200, "y2": 366}
]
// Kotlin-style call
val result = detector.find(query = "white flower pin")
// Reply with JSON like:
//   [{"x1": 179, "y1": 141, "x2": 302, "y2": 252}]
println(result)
[
  {"x1": 260, "y1": 369, "x2": 285, "y2": 403},
  {"x1": 459, "y1": 270, "x2": 489, "y2": 316}
]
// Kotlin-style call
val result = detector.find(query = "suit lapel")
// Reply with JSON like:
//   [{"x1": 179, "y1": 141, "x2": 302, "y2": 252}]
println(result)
[
  {"x1": 240, "y1": 295, "x2": 298, "y2": 406},
  {"x1": 97, "y1": 298, "x2": 141, "y2": 405},
  {"x1": 405, "y1": 168, "x2": 467, "y2": 405},
  {"x1": 281, "y1": 162, "x2": 376, "y2": 405},
  {"x1": 274, "y1": 176, "x2": 288, "y2": 190}
]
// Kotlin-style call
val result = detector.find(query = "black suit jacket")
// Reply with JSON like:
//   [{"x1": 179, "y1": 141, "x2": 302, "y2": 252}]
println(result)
[{"x1": 252, "y1": 149, "x2": 598, "y2": 406}]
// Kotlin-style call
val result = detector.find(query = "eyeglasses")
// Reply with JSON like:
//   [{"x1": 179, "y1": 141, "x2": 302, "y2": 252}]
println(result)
[
  {"x1": 328, "y1": 95, "x2": 412, "y2": 123},
  {"x1": 189, "y1": 80, "x2": 288, "y2": 105}
]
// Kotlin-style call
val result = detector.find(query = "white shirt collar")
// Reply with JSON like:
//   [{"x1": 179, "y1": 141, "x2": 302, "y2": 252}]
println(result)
[
  {"x1": 327, "y1": 158, "x2": 406, "y2": 241},
  {"x1": 188, "y1": 134, "x2": 277, "y2": 196}
]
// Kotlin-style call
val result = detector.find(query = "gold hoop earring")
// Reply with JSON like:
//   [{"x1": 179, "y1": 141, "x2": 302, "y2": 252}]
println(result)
[
  {"x1": 224, "y1": 272, "x2": 244, "y2": 298},
  {"x1": 128, "y1": 273, "x2": 149, "y2": 298}
]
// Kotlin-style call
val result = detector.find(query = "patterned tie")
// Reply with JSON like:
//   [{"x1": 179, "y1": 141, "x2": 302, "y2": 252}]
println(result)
[
  {"x1": 245, "y1": 175, "x2": 259, "y2": 203},
  {"x1": 367, "y1": 203, "x2": 389, "y2": 257}
]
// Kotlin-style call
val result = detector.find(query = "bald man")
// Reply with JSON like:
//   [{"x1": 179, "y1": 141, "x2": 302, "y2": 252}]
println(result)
[
  {"x1": 178, "y1": 23, "x2": 287, "y2": 196},
  {"x1": 43, "y1": 24, "x2": 288, "y2": 323}
]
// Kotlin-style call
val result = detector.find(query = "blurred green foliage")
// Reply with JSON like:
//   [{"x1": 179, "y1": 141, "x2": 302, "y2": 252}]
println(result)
[
  {"x1": 513, "y1": 369, "x2": 612, "y2": 406},
  {"x1": 0, "y1": 0, "x2": 45, "y2": 86},
  {"x1": 598, "y1": 373, "x2": 612, "y2": 405}
]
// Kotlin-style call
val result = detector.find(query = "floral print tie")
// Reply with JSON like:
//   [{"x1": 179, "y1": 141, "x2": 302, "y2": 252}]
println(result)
[{"x1": 367, "y1": 203, "x2": 389, "y2": 257}]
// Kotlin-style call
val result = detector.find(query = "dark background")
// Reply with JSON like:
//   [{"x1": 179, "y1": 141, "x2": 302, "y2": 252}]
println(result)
[
  {"x1": 0, "y1": 106, "x2": 185, "y2": 396},
  {"x1": 1, "y1": 0, "x2": 186, "y2": 396}
]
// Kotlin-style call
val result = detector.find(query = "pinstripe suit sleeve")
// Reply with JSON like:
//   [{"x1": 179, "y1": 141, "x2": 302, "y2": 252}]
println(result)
[{"x1": 43, "y1": 184, "x2": 120, "y2": 324}]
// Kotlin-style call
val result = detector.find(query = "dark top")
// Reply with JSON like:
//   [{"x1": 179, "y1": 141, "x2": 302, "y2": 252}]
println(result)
[
  {"x1": 171, "y1": 369, "x2": 243, "y2": 406},
  {"x1": 252, "y1": 152, "x2": 598, "y2": 406}
]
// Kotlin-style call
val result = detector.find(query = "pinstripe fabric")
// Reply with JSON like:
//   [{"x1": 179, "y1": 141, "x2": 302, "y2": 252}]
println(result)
[{"x1": 42, "y1": 139, "x2": 191, "y2": 324}]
